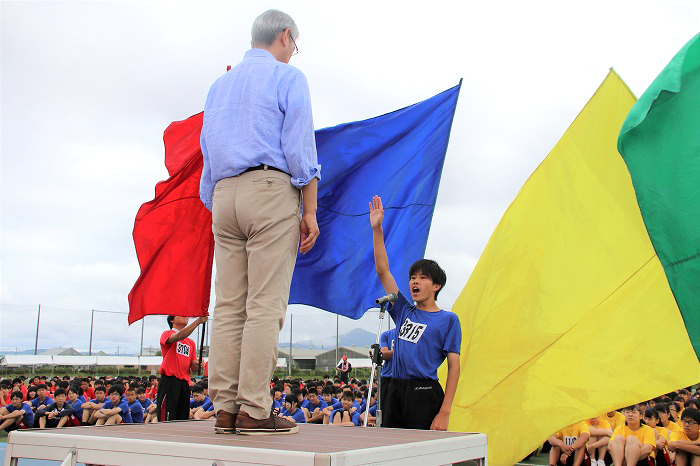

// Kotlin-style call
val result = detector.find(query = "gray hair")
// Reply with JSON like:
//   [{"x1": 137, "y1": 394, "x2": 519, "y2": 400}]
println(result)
[{"x1": 251, "y1": 9, "x2": 298, "y2": 47}]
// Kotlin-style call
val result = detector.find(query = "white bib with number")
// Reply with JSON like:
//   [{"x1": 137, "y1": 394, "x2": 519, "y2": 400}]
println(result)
[{"x1": 399, "y1": 318, "x2": 427, "y2": 344}]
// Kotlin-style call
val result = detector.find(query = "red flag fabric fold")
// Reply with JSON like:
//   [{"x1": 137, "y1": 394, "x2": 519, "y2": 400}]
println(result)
[{"x1": 128, "y1": 113, "x2": 213, "y2": 324}]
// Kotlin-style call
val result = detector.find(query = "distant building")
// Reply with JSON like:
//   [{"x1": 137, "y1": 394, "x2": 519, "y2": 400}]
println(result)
[
  {"x1": 316, "y1": 346, "x2": 370, "y2": 372},
  {"x1": 40, "y1": 347, "x2": 81, "y2": 356},
  {"x1": 277, "y1": 348, "x2": 324, "y2": 370}
]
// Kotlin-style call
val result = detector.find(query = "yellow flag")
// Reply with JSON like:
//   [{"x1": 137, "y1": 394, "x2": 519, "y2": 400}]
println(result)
[{"x1": 440, "y1": 70, "x2": 700, "y2": 465}]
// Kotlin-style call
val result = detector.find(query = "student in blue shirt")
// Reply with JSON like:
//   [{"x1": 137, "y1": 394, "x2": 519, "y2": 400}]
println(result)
[
  {"x1": 125, "y1": 387, "x2": 144, "y2": 423},
  {"x1": 0, "y1": 391, "x2": 34, "y2": 432},
  {"x1": 379, "y1": 328, "x2": 396, "y2": 411},
  {"x1": 189, "y1": 385, "x2": 210, "y2": 419},
  {"x1": 304, "y1": 387, "x2": 328, "y2": 423},
  {"x1": 370, "y1": 195, "x2": 462, "y2": 431},
  {"x1": 330, "y1": 392, "x2": 361, "y2": 427},
  {"x1": 30, "y1": 384, "x2": 54, "y2": 427},
  {"x1": 280, "y1": 396, "x2": 306, "y2": 425},
  {"x1": 37, "y1": 389, "x2": 73, "y2": 429},
  {"x1": 321, "y1": 386, "x2": 338, "y2": 407},
  {"x1": 95, "y1": 386, "x2": 133, "y2": 424},
  {"x1": 66, "y1": 386, "x2": 84, "y2": 427},
  {"x1": 360, "y1": 389, "x2": 378, "y2": 426},
  {"x1": 136, "y1": 387, "x2": 153, "y2": 411},
  {"x1": 194, "y1": 398, "x2": 216, "y2": 420},
  {"x1": 82, "y1": 385, "x2": 107, "y2": 425}
]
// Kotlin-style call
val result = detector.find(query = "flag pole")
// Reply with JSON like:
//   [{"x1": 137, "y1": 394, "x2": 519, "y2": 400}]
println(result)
[{"x1": 198, "y1": 321, "x2": 206, "y2": 376}]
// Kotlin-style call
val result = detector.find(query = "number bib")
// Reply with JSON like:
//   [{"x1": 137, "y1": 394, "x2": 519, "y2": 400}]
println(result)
[
  {"x1": 176, "y1": 341, "x2": 191, "y2": 357},
  {"x1": 399, "y1": 318, "x2": 427, "y2": 344}
]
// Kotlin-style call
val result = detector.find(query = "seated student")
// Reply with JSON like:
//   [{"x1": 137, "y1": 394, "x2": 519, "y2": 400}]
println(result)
[
  {"x1": 304, "y1": 387, "x2": 328, "y2": 423},
  {"x1": 65, "y1": 386, "x2": 84, "y2": 427},
  {"x1": 379, "y1": 328, "x2": 396, "y2": 413},
  {"x1": 30, "y1": 384, "x2": 54, "y2": 413},
  {"x1": 136, "y1": 387, "x2": 153, "y2": 412},
  {"x1": 669, "y1": 407, "x2": 700, "y2": 466},
  {"x1": 194, "y1": 397, "x2": 216, "y2": 420},
  {"x1": 279, "y1": 396, "x2": 306, "y2": 425},
  {"x1": 602, "y1": 410, "x2": 627, "y2": 434},
  {"x1": 36, "y1": 388, "x2": 74, "y2": 429},
  {"x1": 0, "y1": 382, "x2": 11, "y2": 407},
  {"x1": 671, "y1": 402, "x2": 683, "y2": 428},
  {"x1": 272, "y1": 386, "x2": 284, "y2": 408},
  {"x1": 82, "y1": 385, "x2": 108, "y2": 425},
  {"x1": 609, "y1": 404, "x2": 655, "y2": 466},
  {"x1": 95, "y1": 386, "x2": 133, "y2": 425},
  {"x1": 189, "y1": 385, "x2": 209, "y2": 419},
  {"x1": 125, "y1": 387, "x2": 144, "y2": 423},
  {"x1": 321, "y1": 386, "x2": 338, "y2": 407},
  {"x1": 80, "y1": 378, "x2": 95, "y2": 400},
  {"x1": 329, "y1": 392, "x2": 361, "y2": 427},
  {"x1": 270, "y1": 389, "x2": 283, "y2": 415},
  {"x1": 360, "y1": 389, "x2": 378, "y2": 427},
  {"x1": 26, "y1": 386, "x2": 37, "y2": 403},
  {"x1": 657, "y1": 403, "x2": 683, "y2": 436},
  {"x1": 585, "y1": 416, "x2": 612, "y2": 466},
  {"x1": 146, "y1": 376, "x2": 158, "y2": 400},
  {"x1": 644, "y1": 407, "x2": 672, "y2": 466},
  {"x1": 0, "y1": 391, "x2": 34, "y2": 433},
  {"x1": 548, "y1": 420, "x2": 590, "y2": 466}
]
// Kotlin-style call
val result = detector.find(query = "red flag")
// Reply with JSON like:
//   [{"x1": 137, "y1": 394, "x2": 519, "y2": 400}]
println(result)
[{"x1": 128, "y1": 113, "x2": 213, "y2": 324}]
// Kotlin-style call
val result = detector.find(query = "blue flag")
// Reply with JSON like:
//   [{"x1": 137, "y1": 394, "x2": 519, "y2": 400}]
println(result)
[{"x1": 289, "y1": 81, "x2": 462, "y2": 318}]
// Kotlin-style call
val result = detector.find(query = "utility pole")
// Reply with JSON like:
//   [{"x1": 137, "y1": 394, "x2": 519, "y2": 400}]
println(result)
[
  {"x1": 88, "y1": 309, "x2": 95, "y2": 356},
  {"x1": 288, "y1": 314, "x2": 293, "y2": 377},
  {"x1": 335, "y1": 314, "x2": 339, "y2": 371},
  {"x1": 116, "y1": 345, "x2": 121, "y2": 356},
  {"x1": 34, "y1": 304, "x2": 41, "y2": 355}
]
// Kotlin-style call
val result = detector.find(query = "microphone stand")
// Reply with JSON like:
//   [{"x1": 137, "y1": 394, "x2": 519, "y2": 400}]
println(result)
[{"x1": 364, "y1": 301, "x2": 386, "y2": 427}]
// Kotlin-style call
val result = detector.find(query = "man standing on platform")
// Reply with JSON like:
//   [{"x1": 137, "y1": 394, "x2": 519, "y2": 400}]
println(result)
[
  {"x1": 200, "y1": 9, "x2": 320, "y2": 436},
  {"x1": 157, "y1": 315, "x2": 206, "y2": 422}
]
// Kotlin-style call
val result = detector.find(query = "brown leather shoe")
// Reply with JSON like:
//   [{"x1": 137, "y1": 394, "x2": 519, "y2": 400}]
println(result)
[
  {"x1": 235, "y1": 411, "x2": 299, "y2": 435},
  {"x1": 214, "y1": 410, "x2": 237, "y2": 434}
]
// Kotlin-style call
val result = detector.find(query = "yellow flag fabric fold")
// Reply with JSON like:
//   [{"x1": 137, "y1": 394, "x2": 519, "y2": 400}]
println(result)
[{"x1": 441, "y1": 70, "x2": 700, "y2": 465}]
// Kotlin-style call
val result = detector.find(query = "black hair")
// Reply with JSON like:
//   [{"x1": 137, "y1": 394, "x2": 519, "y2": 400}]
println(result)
[
  {"x1": 341, "y1": 391, "x2": 354, "y2": 401},
  {"x1": 58, "y1": 381, "x2": 69, "y2": 390},
  {"x1": 108, "y1": 385, "x2": 124, "y2": 396},
  {"x1": 307, "y1": 387, "x2": 318, "y2": 396},
  {"x1": 679, "y1": 389, "x2": 689, "y2": 396},
  {"x1": 687, "y1": 399, "x2": 700, "y2": 410},
  {"x1": 622, "y1": 404, "x2": 642, "y2": 413},
  {"x1": 36, "y1": 383, "x2": 48, "y2": 391},
  {"x1": 10, "y1": 390, "x2": 23, "y2": 400},
  {"x1": 409, "y1": 259, "x2": 447, "y2": 299},
  {"x1": 681, "y1": 407, "x2": 700, "y2": 424},
  {"x1": 12, "y1": 377, "x2": 22, "y2": 385},
  {"x1": 273, "y1": 386, "x2": 283, "y2": 393},
  {"x1": 68, "y1": 385, "x2": 83, "y2": 396},
  {"x1": 191, "y1": 385, "x2": 204, "y2": 395},
  {"x1": 136, "y1": 387, "x2": 146, "y2": 395},
  {"x1": 322, "y1": 386, "x2": 333, "y2": 396},
  {"x1": 167, "y1": 315, "x2": 175, "y2": 329},
  {"x1": 286, "y1": 396, "x2": 298, "y2": 407},
  {"x1": 198, "y1": 380, "x2": 208, "y2": 389},
  {"x1": 95, "y1": 385, "x2": 107, "y2": 394},
  {"x1": 323, "y1": 374, "x2": 330, "y2": 379},
  {"x1": 644, "y1": 407, "x2": 659, "y2": 420},
  {"x1": 149, "y1": 375, "x2": 158, "y2": 381},
  {"x1": 54, "y1": 388, "x2": 67, "y2": 397}
]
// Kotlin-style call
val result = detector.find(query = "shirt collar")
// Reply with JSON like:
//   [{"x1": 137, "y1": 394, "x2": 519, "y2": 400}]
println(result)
[{"x1": 245, "y1": 48, "x2": 277, "y2": 61}]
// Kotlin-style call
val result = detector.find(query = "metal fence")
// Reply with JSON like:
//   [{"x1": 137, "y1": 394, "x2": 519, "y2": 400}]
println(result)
[{"x1": 0, "y1": 303, "x2": 394, "y2": 365}]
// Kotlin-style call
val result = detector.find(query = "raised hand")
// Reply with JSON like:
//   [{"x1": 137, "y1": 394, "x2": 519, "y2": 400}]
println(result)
[{"x1": 369, "y1": 195, "x2": 384, "y2": 229}]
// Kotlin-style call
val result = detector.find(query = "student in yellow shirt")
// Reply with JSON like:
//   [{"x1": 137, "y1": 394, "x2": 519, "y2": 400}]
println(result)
[
  {"x1": 669, "y1": 407, "x2": 700, "y2": 466},
  {"x1": 586, "y1": 417, "x2": 612, "y2": 466},
  {"x1": 671, "y1": 402, "x2": 683, "y2": 426},
  {"x1": 609, "y1": 405, "x2": 655, "y2": 466},
  {"x1": 658, "y1": 403, "x2": 683, "y2": 435},
  {"x1": 548, "y1": 421, "x2": 590, "y2": 466},
  {"x1": 644, "y1": 407, "x2": 671, "y2": 466},
  {"x1": 602, "y1": 410, "x2": 626, "y2": 433}
]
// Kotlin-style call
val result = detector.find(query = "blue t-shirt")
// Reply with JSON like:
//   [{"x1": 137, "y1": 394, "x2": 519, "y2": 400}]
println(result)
[
  {"x1": 281, "y1": 408, "x2": 306, "y2": 424},
  {"x1": 102, "y1": 399, "x2": 133, "y2": 423},
  {"x1": 305, "y1": 399, "x2": 327, "y2": 412},
  {"x1": 6, "y1": 402, "x2": 34, "y2": 426},
  {"x1": 128, "y1": 400, "x2": 144, "y2": 423},
  {"x1": 202, "y1": 399, "x2": 214, "y2": 412},
  {"x1": 272, "y1": 400, "x2": 282, "y2": 412},
  {"x1": 70, "y1": 399, "x2": 84, "y2": 419},
  {"x1": 330, "y1": 408, "x2": 361, "y2": 426},
  {"x1": 190, "y1": 396, "x2": 210, "y2": 409},
  {"x1": 139, "y1": 398, "x2": 153, "y2": 410},
  {"x1": 31, "y1": 396, "x2": 54, "y2": 410},
  {"x1": 380, "y1": 329, "x2": 396, "y2": 377},
  {"x1": 388, "y1": 291, "x2": 461, "y2": 380},
  {"x1": 89, "y1": 397, "x2": 106, "y2": 407}
]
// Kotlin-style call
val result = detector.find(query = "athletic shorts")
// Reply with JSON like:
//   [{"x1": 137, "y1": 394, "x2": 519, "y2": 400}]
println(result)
[
  {"x1": 382, "y1": 378, "x2": 444, "y2": 430},
  {"x1": 156, "y1": 374, "x2": 191, "y2": 421},
  {"x1": 3, "y1": 419, "x2": 29, "y2": 432}
]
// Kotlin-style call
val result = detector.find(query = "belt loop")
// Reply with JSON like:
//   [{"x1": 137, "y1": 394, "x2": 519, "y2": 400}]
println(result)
[{"x1": 263, "y1": 164, "x2": 269, "y2": 171}]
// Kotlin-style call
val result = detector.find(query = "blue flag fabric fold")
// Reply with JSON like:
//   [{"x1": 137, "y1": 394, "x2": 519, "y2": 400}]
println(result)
[{"x1": 289, "y1": 81, "x2": 462, "y2": 319}]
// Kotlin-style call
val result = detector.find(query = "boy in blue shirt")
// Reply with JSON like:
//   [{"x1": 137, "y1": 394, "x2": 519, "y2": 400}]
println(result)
[
  {"x1": 280, "y1": 396, "x2": 306, "y2": 424},
  {"x1": 304, "y1": 387, "x2": 328, "y2": 423},
  {"x1": 370, "y1": 195, "x2": 462, "y2": 431},
  {"x1": 95, "y1": 386, "x2": 133, "y2": 424},
  {"x1": 330, "y1": 392, "x2": 361, "y2": 427},
  {"x1": 125, "y1": 387, "x2": 145, "y2": 423},
  {"x1": 66, "y1": 386, "x2": 84, "y2": 427},
  {"x1": 82, "y1": 385, "x2": 107, "y2": 425},
  {"x1": 36, "y1": 389, "x2": 73, "y2": 429},
  {"x1": 0, "y1": 391, "x2": 34, "y2": 432}
]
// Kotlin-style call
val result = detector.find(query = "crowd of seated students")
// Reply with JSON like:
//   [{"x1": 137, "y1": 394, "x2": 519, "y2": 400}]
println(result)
[{"x1": 544, "y1": 387, "x2": 700, "y2": 466}]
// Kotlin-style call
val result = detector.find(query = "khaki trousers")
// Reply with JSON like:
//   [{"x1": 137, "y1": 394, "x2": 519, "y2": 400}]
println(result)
[{"x1": 209, "y1": 169, "x2": 301, "y2": 420}]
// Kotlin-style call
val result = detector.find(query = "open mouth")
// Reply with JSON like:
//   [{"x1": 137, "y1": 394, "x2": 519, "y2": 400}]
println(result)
[{"x1": 411, "y1": 286, "x2": 420, "y2": 294}]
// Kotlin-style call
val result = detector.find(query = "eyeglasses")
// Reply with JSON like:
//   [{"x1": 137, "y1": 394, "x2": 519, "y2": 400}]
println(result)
[
  {"x1": 289, "y1": 32, "x2": 298, "y2": 56},
  {"x1": 682, "y1": 419, "x2": 699, "y2": 426}
]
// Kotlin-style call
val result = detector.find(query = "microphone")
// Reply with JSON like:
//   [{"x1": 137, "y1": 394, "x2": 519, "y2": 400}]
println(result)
[{"x1": 376, "y1": 293, "x2": 398, "y2": 304}]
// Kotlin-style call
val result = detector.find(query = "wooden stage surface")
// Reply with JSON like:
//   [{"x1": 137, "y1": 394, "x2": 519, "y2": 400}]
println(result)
[{"x1": 4, "y1": 419, "x2": 488, "y2": 465}]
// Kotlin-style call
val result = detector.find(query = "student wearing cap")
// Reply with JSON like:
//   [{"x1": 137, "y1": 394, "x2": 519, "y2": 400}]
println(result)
[{"x1": 336, "y1": 356, "x2": 352, "y2": 385}]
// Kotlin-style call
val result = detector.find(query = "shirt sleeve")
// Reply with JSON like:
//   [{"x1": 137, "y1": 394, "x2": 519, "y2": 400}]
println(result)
[
  {"x1": 199, "y1": 129, "x2": 214, "y2": 211},
  {"x1": 443, "y1": 313, "x2": 462, "y2": 354},
  {"x1": 279, "y1": 70, "x2": 320, "y2": 188},
  {"x1": 160, "y1": 330, "x2": 175, "y2": 351},
  {"x1": 387, "y1": 291, "x2": 411, "y2": 326},
  {"x1": 642, "y1": 427, "x2": 656, "y2": 446},
  {"x1": 610, "y1": 425, "x2": 622, "y2": 441}
]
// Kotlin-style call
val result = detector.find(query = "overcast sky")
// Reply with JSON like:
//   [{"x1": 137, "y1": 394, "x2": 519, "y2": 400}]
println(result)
[{"x1": 1, "y1": 1, "x2": 698, "y2": 355}]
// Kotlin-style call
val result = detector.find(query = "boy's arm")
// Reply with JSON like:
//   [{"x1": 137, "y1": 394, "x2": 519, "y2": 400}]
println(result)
[
  {"x1": 671, "y1": 440, "x2": 700, "y2": 454},
  {"x1": 571, "y1": 432, "x2": 590, "y2": 450},
  {"x1": 370, "y1": 196, "x2": 399, "y2": 295},
  {"x1": 167, "y1": 316, "x2": 208, "y2": 344},
  {"x1": 430, "y1": 352, "x2": 460, "y2": 431}
]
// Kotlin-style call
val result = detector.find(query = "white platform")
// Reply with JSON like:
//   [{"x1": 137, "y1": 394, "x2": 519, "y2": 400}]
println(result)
[{"x1": 4, "y1": 419, "x2": 488, "y2": 466}]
